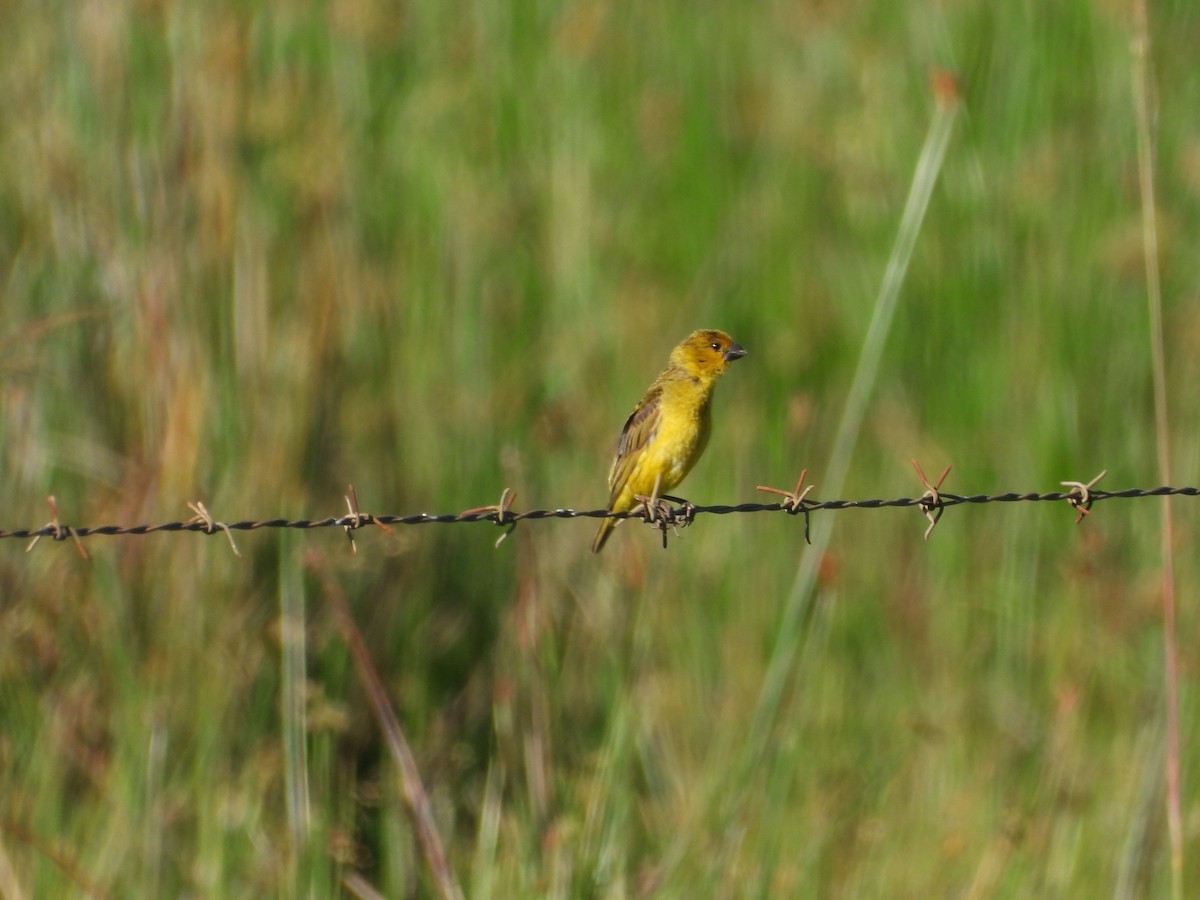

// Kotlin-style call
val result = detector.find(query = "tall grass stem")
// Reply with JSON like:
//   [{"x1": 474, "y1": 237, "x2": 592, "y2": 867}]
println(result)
[
  {"x1": 736, "y1": 82, "x2": 960, "y2": 795},
  {"x1": 1130, "y1": 2, "x2": 1181, "y2": 896}
]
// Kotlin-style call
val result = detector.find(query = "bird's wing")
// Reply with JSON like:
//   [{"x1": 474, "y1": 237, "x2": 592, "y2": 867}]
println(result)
[{"x1": 607, "y1": 383, "x2": 664, "y2": 503}]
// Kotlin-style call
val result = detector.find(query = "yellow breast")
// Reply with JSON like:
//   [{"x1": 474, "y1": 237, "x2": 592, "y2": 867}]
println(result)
[{"x1": 623, "y1": 385, "x2": 712, "y2": 499}]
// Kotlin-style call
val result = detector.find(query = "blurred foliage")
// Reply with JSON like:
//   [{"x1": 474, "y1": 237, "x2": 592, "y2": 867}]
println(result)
[{"x1": 1, "y1": 0, "x2": 1199, "y2": 895}]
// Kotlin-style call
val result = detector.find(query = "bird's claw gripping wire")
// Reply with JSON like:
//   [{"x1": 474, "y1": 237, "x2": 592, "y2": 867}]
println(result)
[{"x1": 633, "y1": 492, "x2": 695, "y2": 549}]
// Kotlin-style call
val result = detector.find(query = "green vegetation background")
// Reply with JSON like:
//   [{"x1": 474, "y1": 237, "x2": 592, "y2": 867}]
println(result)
[{"x1": 2, "y1": 0, "x2": 1198, "y2": 895}]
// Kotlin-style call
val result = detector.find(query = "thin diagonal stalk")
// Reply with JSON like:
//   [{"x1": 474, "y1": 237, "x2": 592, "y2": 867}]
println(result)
[
  {"x1": 306, "y1": 549, "x2": 465, "y2": 900},
  {"x1": 656, "y1": 78, "x2": 961, "y2": 885},
  {"x1": 736, "y1": 79, "x2": 960, "y2": 792}
]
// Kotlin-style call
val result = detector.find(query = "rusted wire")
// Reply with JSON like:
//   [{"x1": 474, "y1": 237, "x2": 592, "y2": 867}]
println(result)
[{"x1": 3, "y1": 484, "x2": 1197, "y2": 548}]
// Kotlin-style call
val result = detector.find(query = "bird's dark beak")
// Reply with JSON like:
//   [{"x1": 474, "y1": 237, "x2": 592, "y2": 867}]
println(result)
[{"x1": 724, "y1": 342, "x2": 746, "y2": 362}]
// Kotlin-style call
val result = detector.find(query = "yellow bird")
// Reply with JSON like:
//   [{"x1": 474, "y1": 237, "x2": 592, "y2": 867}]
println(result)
[{"x1": 592, "y1": 329, "x2": 746, "y2": 553}]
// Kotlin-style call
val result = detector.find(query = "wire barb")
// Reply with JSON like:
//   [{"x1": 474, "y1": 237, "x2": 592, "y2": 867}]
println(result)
[
  {"x1": 459, "y1": 487, "x2": 518, "y2": 548},
  {"x1": 757, "y1": 469, "x2": 815, "y2": 544},
  {"x1": 186, "y1": 500, "x2": 241, "y2": 557},
  {"x1": 343, "y1": 484, "x2": 367, "y2": 554},
  {"x1": 1061, "y1": 469, "x2": 1107, "y2": 525},
  {"x1": 25, "y1": 496, "x2": 88, "y2": 560},
  {"x1": 912, "y1": 460, "x2": 952, "y2": 540}
]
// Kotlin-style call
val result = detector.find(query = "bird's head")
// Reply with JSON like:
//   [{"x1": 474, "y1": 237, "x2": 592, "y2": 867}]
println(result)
[{"x1": 671, "y1": 329, "x2": 747, "y2": 381}]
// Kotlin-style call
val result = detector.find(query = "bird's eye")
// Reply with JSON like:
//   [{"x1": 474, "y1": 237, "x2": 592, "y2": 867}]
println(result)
[{"x1": 710, "y1": 342, "x2": 721, "y2": 351}]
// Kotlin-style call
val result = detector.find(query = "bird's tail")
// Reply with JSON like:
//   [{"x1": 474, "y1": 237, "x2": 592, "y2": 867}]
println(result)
[{"x1": 591, "y1": 516, "x2": 617, "y2": 554}]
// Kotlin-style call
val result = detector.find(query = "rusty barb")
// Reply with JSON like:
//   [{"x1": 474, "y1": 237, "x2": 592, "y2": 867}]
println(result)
[
  {"x1": 757, "y1": 468, "x2": 816, "y2": 544},
  {"x1": 912, "y1": 459, "x2": 952, "y2": 541},
  {"x1": 24, "y1": 496, "x2": 88, "y2": 560},
  {"x1": 186, "y1": 500, "x2": 241, "y2": 557},
  {"x1": 1061, "y1": 469, "x2": 1108, "y2": 525},
  {"x1": 5, "y1": 476, "x2": 1199, "y2": 556},
  {"x1": 459, "y1": 487, "x2": 518, "y2": 548}
]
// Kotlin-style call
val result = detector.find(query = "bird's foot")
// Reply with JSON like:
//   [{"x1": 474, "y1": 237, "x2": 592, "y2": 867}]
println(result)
[{"x1": 634, "y1": 493, "x2": 695, "y2": 549}]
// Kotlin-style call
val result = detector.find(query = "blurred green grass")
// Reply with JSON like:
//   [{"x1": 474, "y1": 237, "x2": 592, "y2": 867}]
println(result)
[{"x1": 2, "y1": 0, "x2": 1199, "y2": 895}]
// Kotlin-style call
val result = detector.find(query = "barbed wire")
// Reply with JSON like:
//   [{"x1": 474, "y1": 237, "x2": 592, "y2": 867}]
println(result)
[{"x1": 3, "y1": 466, "x2": 1197, "y2": 557}]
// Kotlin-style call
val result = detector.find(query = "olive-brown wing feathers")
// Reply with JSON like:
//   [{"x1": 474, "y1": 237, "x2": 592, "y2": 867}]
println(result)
[{"x1": 607, "y1": 384, "x2": 663, "y2": 504}]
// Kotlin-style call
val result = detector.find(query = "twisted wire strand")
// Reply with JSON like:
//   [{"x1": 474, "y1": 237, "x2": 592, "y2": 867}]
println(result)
[{"x1": 2, "y1": 486, "x2": 1197, "y2": 543}]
